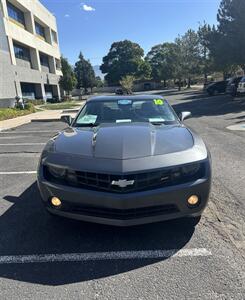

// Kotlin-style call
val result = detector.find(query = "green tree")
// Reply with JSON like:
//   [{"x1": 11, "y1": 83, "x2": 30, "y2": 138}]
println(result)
[
  {"x1": 204, "y1": 25, "x2": 234, "y2": 78},
  {"x1": 198, "y1": 23, "x2": 214, "y2": 83},
  {"x1": 172, "y1": 41, "x2": 185, "y2": 91},
  {"x1": 95, "y1": 76, "x2": 104, "y2": 88},
  {"x1": 217, "y1": 0, "x2": 245, "y2": 72},
  {"x1": 175, "y1": 30, "x2": 201, "y2": 88},
  {"x1": 146, "y1": 43, "x2": 178, "y2": 86},
  {"x1": 59, "y1": 57, "x2": 77, "y2": 95},
  {"x1": 119, "y1": 75, "x2": 135, "y2": 94},
  {"x1": 136, "y1": 60, "x2": 152, "y2": 80},
  {"x1": 74, "y1": 52, "x2": 96, "y2": 93},
  {"x1": 100, "y1": 40, "x2": 145, "y2": 85}
]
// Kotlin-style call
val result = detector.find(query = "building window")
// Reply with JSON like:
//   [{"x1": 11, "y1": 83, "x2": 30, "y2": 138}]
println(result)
[
  {"x1": 51, "y1": 30, "x2": 58, "y2": 44},
  {"x1": 35, "y1": 22, "x2": 46, "y2": 40},
  {"x1": 13, "y1": 42, "x2": 30, "y2": 61},
  {"x1": 7, "y1": 1, "x2": 25, "y2": 27},
  {"x1": 21, "y1": 83, "x2": 36, "y2": 99},
  {"x1": 39, "y1": 53, "x2": 49, "y2": 67},
  {"x1": 55, "y1": 59, "x2": 61, "y2": 70}
]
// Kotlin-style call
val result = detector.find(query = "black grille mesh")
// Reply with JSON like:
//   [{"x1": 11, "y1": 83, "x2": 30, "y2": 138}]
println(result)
[
  {"x1": 44, "y1": 163, "x2": 205, "y2": 194},
  {"x1": 59, "y1": 202, "x2": 179, "y2": 220}
]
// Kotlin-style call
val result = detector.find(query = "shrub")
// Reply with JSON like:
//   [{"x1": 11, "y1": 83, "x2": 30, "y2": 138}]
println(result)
[
  {"x1": 47, "y1": 97, "x2": 61, "y2": 103},
  {"x1": 62, "y1": 95, "x2": 73, "y2": 102},
  {"x1": 0, "y1": 106, "x2": 35, "y2": 121},
  {"x1": 24, "y1": 99, "x2": 45, "y2": 105},
  {"x1": 120, "y1": 75, "x2": 135, "y2": 94},
  {"x1": 24, "y1": 102, "x2": 36, "y2": 112}
]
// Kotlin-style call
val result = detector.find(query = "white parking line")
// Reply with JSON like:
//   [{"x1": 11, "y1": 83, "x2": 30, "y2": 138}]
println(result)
[
  {"x1": 0, "y1": 249, "x2": 212, "y2": 264},
  {"x1": 0, "y1": 171, "x2": 37, "y2": 175},
  {"x1": 0, "y1": 143, "x2": 45, "y2": 146}
]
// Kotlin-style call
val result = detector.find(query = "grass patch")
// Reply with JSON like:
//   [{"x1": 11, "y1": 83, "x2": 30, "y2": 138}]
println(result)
[
  {"x1": 0, "y1": 104, "x2": 35, "y2": 121},
  {"x1": 40, "y1": 102, "x2": 80, "y2": 110}
]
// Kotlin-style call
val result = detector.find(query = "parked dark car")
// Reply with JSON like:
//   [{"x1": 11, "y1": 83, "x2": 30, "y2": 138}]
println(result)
[
  {"x1": 38, "y1": 95, "x2": 212, "y2": 227},
  {"x1": 203, "y1": 81, "x2": 214, "y2": 91},
  {"x1": 237, "y1": 76, "x2": 245, "y2": 96},
  {"x1": 206, "y1": 80, "x2": 228, "y2": 96},
  {"x1": 226, "y1": 76, "x2": 243, "y2": 97}
]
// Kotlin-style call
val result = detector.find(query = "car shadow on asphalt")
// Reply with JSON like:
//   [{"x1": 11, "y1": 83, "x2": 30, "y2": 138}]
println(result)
[
  {"x1": 0, "y1": 182, "x2": 196, "y2": 286},
  {"x1": 225, "y1": 114, "x2": 245, "y2": 124},
  {"x1": 146, "y1": 89, "x2": 245, "y2": 118},
  {"x1": 171, "y1": 93, "x2": 245, "y2": 118},
  {"x1": 149, "y1": 88, "x2": 199, "y2": 97}
]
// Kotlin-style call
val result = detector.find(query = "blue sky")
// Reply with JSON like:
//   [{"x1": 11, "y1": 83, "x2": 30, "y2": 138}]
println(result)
[{"x1": 41, "y1": 0, "x2": 221, "y2": 66}]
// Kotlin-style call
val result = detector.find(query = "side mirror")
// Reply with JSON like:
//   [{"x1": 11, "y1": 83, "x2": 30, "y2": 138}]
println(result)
[
  {"x1": 180, "y1": 111, "x2": 192, "y2": 121},
  {"x1": 61, "y1": 115, "x2": 73, "y2": 125}
]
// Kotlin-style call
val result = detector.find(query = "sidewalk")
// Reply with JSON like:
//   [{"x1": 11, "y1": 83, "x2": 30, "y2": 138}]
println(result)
[{"x1": 0, "y1": 109, "x2": 77, "y2": 131}]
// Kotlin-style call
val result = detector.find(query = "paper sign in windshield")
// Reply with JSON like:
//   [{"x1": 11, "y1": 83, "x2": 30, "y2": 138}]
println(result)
[
  {"x1": 116, "y1": 119, "x2": 132, "y2": 123},
  {"x1": 118, "y1": 99, "x2": 132, "y2": 105},
  {"x1": 77, "y1": 115, "x2": 97, "y2": 124}
]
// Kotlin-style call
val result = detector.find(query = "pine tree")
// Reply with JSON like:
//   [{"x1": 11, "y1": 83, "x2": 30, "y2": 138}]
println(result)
[{"x1": 74, "y1": 53, "x2": 96, "y2": 93}]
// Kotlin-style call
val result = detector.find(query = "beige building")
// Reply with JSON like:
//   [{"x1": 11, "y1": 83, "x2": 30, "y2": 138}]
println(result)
[{"x1": 0, "y1": 0, "x2": 62, "y2": 106}]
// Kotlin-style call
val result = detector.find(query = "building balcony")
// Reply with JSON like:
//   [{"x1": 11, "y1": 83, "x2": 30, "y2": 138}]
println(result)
[{"x1": 15, "y1": 57, "x2": 32, "y2": 69}]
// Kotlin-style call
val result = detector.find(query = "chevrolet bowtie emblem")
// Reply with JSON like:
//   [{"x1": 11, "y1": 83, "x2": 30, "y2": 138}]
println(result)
[{"x1": 111, "y1": 179, "x2": 135, "y2": 188}]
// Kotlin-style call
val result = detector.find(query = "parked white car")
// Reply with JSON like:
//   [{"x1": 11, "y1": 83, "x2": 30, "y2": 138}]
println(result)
[{"x1": 237, "y1": 76, "x2": 245, "y2": 95}]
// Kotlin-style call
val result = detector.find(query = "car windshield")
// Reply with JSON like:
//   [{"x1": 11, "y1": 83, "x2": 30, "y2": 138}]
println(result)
[
  {"x1": 240, "y1": 77, "x2": 245, "y2": 83},
  {"x1": 73, "y1": 99, "x2": 179, "y2": 127}
]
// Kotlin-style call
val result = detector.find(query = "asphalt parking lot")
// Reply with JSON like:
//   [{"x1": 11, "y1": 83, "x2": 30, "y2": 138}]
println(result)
[{"x1": 0, "y1": 91, "x2": 244, "y2": 299}]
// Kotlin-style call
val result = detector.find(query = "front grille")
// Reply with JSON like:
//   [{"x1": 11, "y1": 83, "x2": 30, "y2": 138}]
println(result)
[
  {"x1": 44, "y1": 162, "x2": 205, "y2": 194},
  {"x1": 59, "y1": 202, "x2": 179, "y2": 220}
]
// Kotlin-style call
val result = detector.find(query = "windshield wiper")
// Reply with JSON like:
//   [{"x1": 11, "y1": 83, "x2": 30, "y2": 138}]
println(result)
[
  {"x1": 75, "y1": 123, "x2": 100, "y2": 128},
  {"x1": 150, "y1": 121, "x2": 165, "y2": 126}
]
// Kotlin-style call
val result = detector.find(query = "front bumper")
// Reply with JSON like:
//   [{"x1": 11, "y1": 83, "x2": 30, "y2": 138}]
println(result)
[
  {"x1": 237, "y1": 87, "x2": 245, "y2": 94},
  {"x1": 38, "y1": 169, "x2": 211, "y2": 226}
]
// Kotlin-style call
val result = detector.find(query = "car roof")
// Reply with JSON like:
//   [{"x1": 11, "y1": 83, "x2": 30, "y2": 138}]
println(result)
[
  {"x1": 212, "y1": 80, "x2": 226, "y2": 84},
  {"x1": 87, "y1": 95, "x2": 166, "y2": 102},
  {"x1": 228, "y1": 76, "x2": 243, "y2": 82}
]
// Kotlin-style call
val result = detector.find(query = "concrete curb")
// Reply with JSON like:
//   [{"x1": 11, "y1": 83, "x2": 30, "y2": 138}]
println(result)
[
  {"x1": 62, "y1": 109, "x2": 80, "y2": 113},
  {"x1": 31, "y1": 119, "x2": 61, "y2": 122},
  {"x1": 0, "y1": 110, "x2": 78, "y2": 130},
  {"x1": 0, "y1": 117, "x2": 32, "y2": 132},
  {"x1": 227, "y1": 123, "x2": 245, "y2": 131},
  {"x1": 0, "y1": 111, "x2": 62, "y2": 131}
]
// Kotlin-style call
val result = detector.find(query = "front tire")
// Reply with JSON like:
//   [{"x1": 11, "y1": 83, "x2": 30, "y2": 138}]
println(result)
[
  {"x1": 46, "y1": 208, "x2": 62, "y2": 219},
  {"x1": 185, "y1": 216, "x2": 201, "y2": 226}
]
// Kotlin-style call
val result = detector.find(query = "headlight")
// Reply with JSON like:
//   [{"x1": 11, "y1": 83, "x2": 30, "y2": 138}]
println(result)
[
  {"x1": 44, "y1": 140, "x2": 56, "y2": 153},
  {"x1": 182, "y1": 163, "x2": 200, "y2": 176},
  {"x1": 48, "y1": 165, "x2": 66, "y2": 178}
]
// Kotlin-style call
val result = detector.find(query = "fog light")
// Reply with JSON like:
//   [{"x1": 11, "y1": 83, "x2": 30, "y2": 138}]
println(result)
[
  {"x1": 187, "y1": 195, "x2": 199, "y2": 206},
  {"x1": 51, "y1": 197, "x2": 62, "y2": 207}
]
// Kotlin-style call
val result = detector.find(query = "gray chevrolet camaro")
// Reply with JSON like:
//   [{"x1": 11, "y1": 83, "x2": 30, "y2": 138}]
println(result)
[{"x1": 37, "y1": 95, "x2": 212, "y2": 226}]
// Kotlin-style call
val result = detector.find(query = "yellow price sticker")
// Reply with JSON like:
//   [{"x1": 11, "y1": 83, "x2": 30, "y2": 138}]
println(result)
[{"x1": 153, "y1": 99, "x2": 164, "y2": 105}]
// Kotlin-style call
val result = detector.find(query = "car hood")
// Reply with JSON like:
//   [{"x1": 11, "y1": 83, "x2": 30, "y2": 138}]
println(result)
[
  {"x1": 207, "y1": 83, "x2": 216, "y2": 89},
  {"x1": 52, "y1": 123, "x2": 194, "y2": 160}
]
